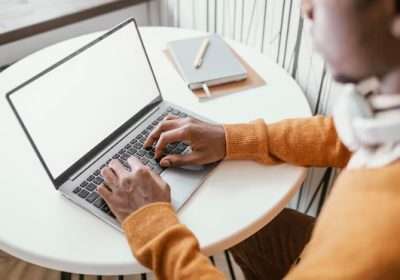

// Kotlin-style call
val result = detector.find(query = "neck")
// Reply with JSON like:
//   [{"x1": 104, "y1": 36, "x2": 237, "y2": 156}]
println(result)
[{"x1": 381, "y1": 67, "x2": 400, "y2": 94}]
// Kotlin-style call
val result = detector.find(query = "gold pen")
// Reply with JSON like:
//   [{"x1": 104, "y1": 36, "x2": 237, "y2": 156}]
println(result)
[{"x1": 193, "y1": 38, "x2": 210, "y2": 69}]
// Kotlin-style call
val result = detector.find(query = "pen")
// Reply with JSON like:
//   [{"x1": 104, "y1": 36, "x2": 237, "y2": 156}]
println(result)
[{"x1": 193, "y1": 38, "x2": 210, "y2": 69}]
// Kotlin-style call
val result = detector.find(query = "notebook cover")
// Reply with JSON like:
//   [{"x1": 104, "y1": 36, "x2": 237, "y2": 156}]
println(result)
[
  {"x1": 166, "y1": 34, "x2": 247, "y2": 87},
  {"x1": 164, "y1": 49, "x2": 266, "y2": 99}
]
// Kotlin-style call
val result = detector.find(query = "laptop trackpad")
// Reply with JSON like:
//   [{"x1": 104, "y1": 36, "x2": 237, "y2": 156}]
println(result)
[{"x1": 161, "y1": 166, "x2": 212, "y2": 209}]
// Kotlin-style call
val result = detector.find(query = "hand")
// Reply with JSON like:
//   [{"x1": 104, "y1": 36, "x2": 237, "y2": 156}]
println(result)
[
  {"x1": 97, "y1": 157, "x2": 171, "y2": 223},
  {"x1": 143, "y1": 115, "x2": 226, "y2": 167}
]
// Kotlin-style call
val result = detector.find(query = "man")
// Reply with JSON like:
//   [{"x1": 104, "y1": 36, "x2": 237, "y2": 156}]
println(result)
[{"x1": 98, "y1": 0, "x2": 400, "y2": 279}]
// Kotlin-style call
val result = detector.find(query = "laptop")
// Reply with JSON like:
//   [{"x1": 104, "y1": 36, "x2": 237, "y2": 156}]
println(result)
[{"x1": 6, "y1": 18, "x2": 217, "y2": 231}]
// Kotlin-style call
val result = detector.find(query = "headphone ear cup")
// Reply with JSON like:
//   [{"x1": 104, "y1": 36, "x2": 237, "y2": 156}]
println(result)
[
  {"x1": 332, "y1": 87, "x2": 374, "y2": 151},
  {"x1": 353, "y1": 111, "x2": 400, "y2": 145}
]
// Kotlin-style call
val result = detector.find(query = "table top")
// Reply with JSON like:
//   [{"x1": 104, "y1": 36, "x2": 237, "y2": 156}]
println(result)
[
  {"x1": 0, "y1": 27, "x2": 311, "y2": 275},
  {"x1": 0, "y1": 0, "x2": 147, "y2": 45}
]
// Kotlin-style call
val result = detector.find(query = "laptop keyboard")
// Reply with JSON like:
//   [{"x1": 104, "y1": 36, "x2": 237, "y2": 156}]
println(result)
[{"x1": 72, "y1": 107, "x2": 189, "y2": 219}]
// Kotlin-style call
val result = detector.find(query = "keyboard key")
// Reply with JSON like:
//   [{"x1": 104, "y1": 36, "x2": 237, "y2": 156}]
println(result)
[
  {"x1": 86, "y1": 192, "x2": 99, "y2": 203},
  {"x1": 134, "y1": 143, "x2": 142, "y2": 149},
  {"x1": 137, "y1": 150, "x2": 145, "y2": 157},
  {"x1": 87, "y1": 175, "x2": 95, "y2": 182},
  {"x1": 172, "y1": 109, "x2": 180, "y2": 115},
  {"x1": 94, "y1": 198, "x2": 105, "y2": 208},
  {"x1": 80, "y1": 181, "x2": 88, "y2": 188},
  {"x1": 128, "y1": 148, "x2": 137, "y2": 155},
  {"x1": 167, "y1": 107, "x2": 173, "y2": 112},
  {"x1": 141, "y1": 158, "x2": 149, "y2": 165},
  {"x1": 108, "y1": 211, "x2": 116, "y2": 218},
  {"x1": 152, "y1": 120, "x2": 158, "y2": 126},
  {"x1": 73, "y1": 187, "x2": 81, "y2": 194},
  {"x1": 125, "y1": 144, "x2": 132, "y2": 149},
  {"x1": 130, "y1": 138, "x2": 137, "y2": 144},
  {"x1": 118, "y1": 149, "x2": 125, "y2": 155},
  {"x1": 101, "y1": 204, "x2": 110, "y2": 213},
  {"x1": 106, "y1": 159, "x2": 112, "y2": 164},
  {"x1": 179, "y1": 112, "x2": 187, "y2": 118},
  {"x1": 113, "y1": 154, "x2": 120, "y2": 159},
  {"x1": 157, "y1": 116, "x2": 164, "y2": 121},
  {"x1": 93, "y1": 177, "x2": 104, "y2": 185},
  {"x1": 100, "y1": 164, "x2": 106, "y2": 169},
  {"x1": 121, "y1": 153, "x2": 130, "y2": 160},
  {"x1": 94, "y1": 169, "x2": 100, "y2": 176},
  {"x1": 86, "y1": 183, "x2": 97, "y2": 191},
  {"x1": 78, "y1": 189, "x2": 89, "y2": 198}
]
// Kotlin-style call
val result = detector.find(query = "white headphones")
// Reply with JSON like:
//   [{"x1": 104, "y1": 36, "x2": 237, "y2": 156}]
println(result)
[{"x1": 333, "y1": 84, "x2": 400, "y2": 152}]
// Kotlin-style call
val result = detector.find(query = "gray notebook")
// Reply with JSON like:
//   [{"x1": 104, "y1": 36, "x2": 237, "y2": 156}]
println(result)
[{"x1": 167, "y1": 34, "x2": 248, "y2": 90}]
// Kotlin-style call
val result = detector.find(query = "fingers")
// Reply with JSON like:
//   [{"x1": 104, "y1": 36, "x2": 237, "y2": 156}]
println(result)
[
  {"x1": 97, "y1": 184, "x2": 113, "y2": 204},
  {"x1": 127, "y1": 156, "x2": 144, "y2": 172},
  {"x1": 144, "y1": 118, "x2": 182, "y2": 148},
  {"x1": 109, "y1": 159, "x2": 129, "y2": 177},
  {"x1": 101, "y1": 167, "x2": 118, "y2": 191},
  {"x1": 155, "y1": 127, "x2": 188, "y2": 158},
  {"x1": 160, "y1": 153, "x2": 199, "y2": 167}
]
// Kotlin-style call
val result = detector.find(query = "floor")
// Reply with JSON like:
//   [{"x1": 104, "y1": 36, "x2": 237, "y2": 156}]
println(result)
[{"x1": 65, "y1": 252, "x2": 245, "y2": 279}]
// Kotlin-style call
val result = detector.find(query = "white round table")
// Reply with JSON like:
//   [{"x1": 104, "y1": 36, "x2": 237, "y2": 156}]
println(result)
[{"x1": 0, "y1": 27, "x2": 311, "y2": 275}]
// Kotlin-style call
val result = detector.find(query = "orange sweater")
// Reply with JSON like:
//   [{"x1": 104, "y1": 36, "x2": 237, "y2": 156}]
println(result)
[{"x1": 123, "y1": 116, "x2": 400, "y2": 279}]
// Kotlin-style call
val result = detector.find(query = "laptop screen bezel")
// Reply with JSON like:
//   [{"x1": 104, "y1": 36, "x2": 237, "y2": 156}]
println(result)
[{"x1": 6, "y1": 18, "x2": 163, "y2": 188}]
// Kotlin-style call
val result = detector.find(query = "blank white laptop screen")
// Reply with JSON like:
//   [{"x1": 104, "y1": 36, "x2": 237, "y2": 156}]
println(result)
[{"x1": 10, "y1": 22, "x2": 160, "y2": 178}]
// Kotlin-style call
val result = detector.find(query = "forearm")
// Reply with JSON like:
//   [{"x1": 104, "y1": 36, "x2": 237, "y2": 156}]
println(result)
[
  {"x1": 224, "y1": 116, "x2": 351, "y2": 168},
  {"x1": 123, "y1": 203, "x2": 225, "y2": 280}
]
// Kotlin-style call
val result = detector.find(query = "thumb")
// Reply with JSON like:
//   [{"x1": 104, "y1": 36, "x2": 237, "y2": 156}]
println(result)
[{"x1": 160, "y1": 153, "x2": 199, "y2": 167}]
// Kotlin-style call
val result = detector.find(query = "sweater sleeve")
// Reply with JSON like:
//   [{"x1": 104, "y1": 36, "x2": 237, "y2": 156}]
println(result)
[
  {"x1": 122, "y1": 202, "x2": 225, "y2": 280},
  {"x1": 223, "y1": 115, "x2": 351, "y2": 168}
]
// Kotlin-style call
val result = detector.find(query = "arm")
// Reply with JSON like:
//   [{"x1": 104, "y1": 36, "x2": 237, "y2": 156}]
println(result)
[
  {"x1": 97, "y1": 158, "x2": 225, "y2": 280},
  {"x1": 123, "y1": 203, "x2": 225, "y2": 280},
  {"x1": 224, "y1": 116, "x2": 351, "y2": 168}
]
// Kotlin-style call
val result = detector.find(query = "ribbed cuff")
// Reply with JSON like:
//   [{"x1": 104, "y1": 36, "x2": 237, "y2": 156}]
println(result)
[
  {"x1": 223, "y1": 119, "x2": 271, "y2": 163},
  {"x1": 122, "y1": 202, "x2": 179, "y2": 252}
]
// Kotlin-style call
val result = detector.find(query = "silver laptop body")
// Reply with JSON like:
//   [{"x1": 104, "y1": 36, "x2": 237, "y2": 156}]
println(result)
[{"x1": 6, "y1": 18, "x2": 216, "y2": 231}]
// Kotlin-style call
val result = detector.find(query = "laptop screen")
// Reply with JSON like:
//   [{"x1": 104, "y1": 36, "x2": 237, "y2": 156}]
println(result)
[{"x1": 8, "y1": 20, "x2": 161, "y2": 180}]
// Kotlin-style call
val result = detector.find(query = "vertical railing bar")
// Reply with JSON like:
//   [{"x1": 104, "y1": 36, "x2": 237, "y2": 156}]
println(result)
[
  {"x1": 214, "y1": 0, "x2": 218, "y2": 33},
  {"x1": 176, "y1": 0, "x2": 180, "y2": 27},
  {"x1": 282, "y1": 0, "x2": 294, "y2": 67},
  {"x1": 222, "y1": 0, "x2": 226, "y2": 36},
  {"x1": 313, "y1": 63, "x2": 327, "y2": 115},
  {"x1": 146, "y1": 1, "x2": 152, "y2": 26},
  {"x1": 206, "y1": 0, "x2": 210, "y2": 32},
  {"x1": 233, "y1": 0, "x2": 237, "y2": 40},
  {"x1": 240, "y1": 0, "x2": 245, "y2": 42},
  {"x1": 60, "y1": 272, "x2": 72, "y2": 280},
  {"x1": 192, "y1": 0, "x2": 197, "y2": 29},
  {"x1": 224, "y1": 250, "x2": 236, "y2": 280},
  {"x1": 245, "y1": 0, "x2": 257, "y2": 44},
  {"x1": 290, "y1": 16, "x2": 304, "y2": 78},
  {"x1": 209, "y1": 256, "x2": 216, "y2": 266},
  {"x1": 260, "y1": 0, "x2": 268, "y2": 52},
  {"x1": 276, "y1": 0, "x2": 287, "y2": 63},
  {"x1": 316, "y1": 168, "x2": 333, "y2": 215},
  {"x1": 141, "y1": 273, "x2": 147, "y2": 280}
]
